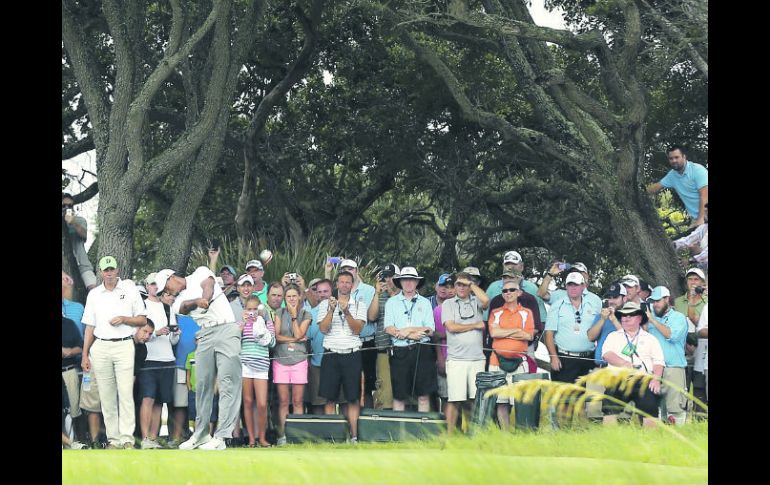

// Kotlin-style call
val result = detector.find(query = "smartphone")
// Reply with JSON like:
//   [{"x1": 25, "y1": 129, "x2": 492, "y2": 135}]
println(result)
[
  {"x1": 328, "y1": 257, "x2": 341, "y2": 264},
  {"x1": 167, "y1": 324, "x2": 179, "y2": 333},
  {"x1": 640, "y1": 301, "x2": 648, "y2": 312},
  {"x1": 601, "y1": 300, "x2": 609, "y2": 308},
  {"x1": 558, "y1": 262, "x2": 572, "y2": 271}
]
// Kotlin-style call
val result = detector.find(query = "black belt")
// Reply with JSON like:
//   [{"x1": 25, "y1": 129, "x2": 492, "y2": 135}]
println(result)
[
  {"x1": 96, "y1": 335, "x2": 133, "y2": 342},
  {"x1": 558, "y1": 350, "x2": 593, "y2": 358},
  {"x1": 61, "y1": 364, "x2": 77, "y2": 372}
]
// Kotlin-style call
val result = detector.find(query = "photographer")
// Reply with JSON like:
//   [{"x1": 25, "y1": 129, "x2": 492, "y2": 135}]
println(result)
[
  {"x1": 673, "y1": 268, "x2": 708, "y2": 405},
  {"x1": 62, "y1": 193, "x2": 97, "y2": 290}
]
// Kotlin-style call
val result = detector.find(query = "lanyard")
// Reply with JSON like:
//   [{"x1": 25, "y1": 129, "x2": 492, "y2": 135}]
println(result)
[{"x1": 401, "y1": 297, "x2": 417, "y2": 324}]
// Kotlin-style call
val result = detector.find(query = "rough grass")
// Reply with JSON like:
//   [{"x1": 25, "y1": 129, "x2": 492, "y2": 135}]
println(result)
[{"x1": 62, "y1": 422, "x2": 707, "y2": 484}]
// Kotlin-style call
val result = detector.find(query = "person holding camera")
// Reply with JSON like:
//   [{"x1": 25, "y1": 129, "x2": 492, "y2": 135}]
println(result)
[
  {"x1": 645, "y1": 286, "x2": 689, "y2": 425},
  {"x1": 239, "y1": 295, "x2": 276, "y2": 447},
  {"x1": 673, "y1": 267, "x2": 708, "y2": 405},
  {"x1": 587, "y1": 282, "x2": 627, "y2": 367},
  {"x1": 538, "y1": 262, "x2": 602, "y2": 310},
  {"x1": 442, "y1": 271, "x2": 490, "y2": 434},
  {"x1": 137, "y1": 273, "x2": 181, "y2": 448},
  {"x1": 318, "y1": 271, "x2": 367, "y2": 443},
  {"x1": 600, "y1": 301, "x2": 665, "y2": 428},
  {"x1": 62, "y1": 193, "x2": 97, "y2": 290}
]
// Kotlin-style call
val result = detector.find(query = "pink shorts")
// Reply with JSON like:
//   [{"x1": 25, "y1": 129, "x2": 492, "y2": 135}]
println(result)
[{"x1": 272, "y1": 359, "x2": 309, "y2": 384}]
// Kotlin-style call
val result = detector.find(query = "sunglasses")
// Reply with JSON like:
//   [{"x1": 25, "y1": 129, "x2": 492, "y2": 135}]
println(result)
[
  {"x1": 501, "y1": 288, "x2": 520, "y2": 294},
  {"x1": 62, "y1": 203, "x2": 74, "y2": 208}
]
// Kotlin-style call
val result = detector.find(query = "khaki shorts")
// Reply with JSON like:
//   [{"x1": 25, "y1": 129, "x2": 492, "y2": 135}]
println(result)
[
  {"x1": 173, "y1": 369, "x2": 188, "y2": 408},
  {"x1": 661, "y1": 367, "x2": 688, "y2": 415},
  {"x1": 446, "y1": 359, "x2": 486, "y2": 402},
  {"x1": 488, "y1": 364, "x2": 527, "y2": 404},
  {"x1": 62, "y1": 368, "x2": 82, "y2": 418},
  {"x1": 79, "y1": 371, "x2": 101, "y2": 413}
]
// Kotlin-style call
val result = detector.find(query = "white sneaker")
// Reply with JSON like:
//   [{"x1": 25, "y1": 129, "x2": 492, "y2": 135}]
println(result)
[
  {"x1": 198, "y1": 437, "x2": 226, "y2": 451},
  {"x1": 276, "y1": 436, "x2": 287, "y2": 447},
  {"x1": 141, "y1": 438, "x2": 162, "y2": 449},
  {"x1": 178, "y1": 434, "x2": 212, "y2": 450}
]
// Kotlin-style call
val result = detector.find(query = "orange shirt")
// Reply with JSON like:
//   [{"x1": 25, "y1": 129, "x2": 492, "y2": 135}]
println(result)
[{"x1": 488, "y1": 304, "x2": 534, "y2": 366}]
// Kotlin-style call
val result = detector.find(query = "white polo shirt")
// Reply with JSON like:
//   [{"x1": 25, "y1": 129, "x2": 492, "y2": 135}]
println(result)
[
  {"x1": 601, "y1": 328, "x2": 665, "y2": 374},
  {"x1": 82, "y1": 278, "x2": 147, "y2": 340},
  {"x1": 170, "y1": 267, "x2": 235, "y2": 328}
]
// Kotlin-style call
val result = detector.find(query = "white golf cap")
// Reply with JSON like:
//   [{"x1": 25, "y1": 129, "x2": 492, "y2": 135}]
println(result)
[
  {"x1": 155, "y1": 269, "x2": 176, "y2": 296},
  {"x1": 503, "y1": 251, "x2": 522, "y2": 264},
  {"x1": 565, "y1": 272, "x2": 585, "y2": 285}
]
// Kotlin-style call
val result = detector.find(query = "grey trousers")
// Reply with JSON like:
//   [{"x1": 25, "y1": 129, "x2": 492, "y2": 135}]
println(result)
[{"x1": 191, "y1": 323, "x2": 243, "y2": 442}]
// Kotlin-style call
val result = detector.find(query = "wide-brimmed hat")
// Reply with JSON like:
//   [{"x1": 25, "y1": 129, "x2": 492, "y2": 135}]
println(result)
[
  {"x1": 393, "y1": 266, "x2": 425, "y2": 289},
  {"x1": 614, "y1": 301, "x2": 648, "y2": 324}
]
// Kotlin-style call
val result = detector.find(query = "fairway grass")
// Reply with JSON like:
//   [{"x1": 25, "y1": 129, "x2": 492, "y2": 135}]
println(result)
[{"x1": 63, "y1": 422, "x2": 707, "y2": 484}]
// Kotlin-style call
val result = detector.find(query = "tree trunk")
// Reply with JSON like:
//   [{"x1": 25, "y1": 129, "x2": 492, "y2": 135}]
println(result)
[{"x1": 95, "y1": 187, "x2": 140, "y2": 280}]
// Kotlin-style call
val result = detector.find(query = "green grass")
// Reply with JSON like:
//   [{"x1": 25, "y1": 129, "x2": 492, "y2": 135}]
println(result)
[{"x1": 63, "y1": 423, "x2": 707, "y2": 484}]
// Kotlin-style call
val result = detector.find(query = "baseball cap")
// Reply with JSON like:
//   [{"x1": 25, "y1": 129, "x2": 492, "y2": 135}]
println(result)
[
  {"x1": 621, "y1": 274, "x2": 640, "y2": 287},
  {"x1": 246, "y1": 260, "x2": 264, "y2": 271},
  {"x1": 572, "y1": 262, "x2": 589, "y2": 274},
  {"x1": 604, "y1": 282, "x2": 628, "y2": 298},
  {"x1": 685, "y1": 267, "x2": 706, "y2": 280},
  {"x1": 437, "y1": 272, "x2": 454, "y2": 286},
  {"x1": 154, "y1": 269, "x2": 176, "y2": 296},
  {"x1": 381, "y1": 263, "x2": 400, "y2": 278},
  {"x1": 307, "y1": 278, "x2": 322, "y2": 288},
  {"x1": 649, "y1": 286, "x2": 671, "y2": 301},
  {"x1": 462, "y1": 266, "x2": 481, "y2": 277},
  {"x1": 98, "y1": 256, "x2": 118, "y2": 271},
  {"x1": 220, "y1": 265, "x2": 236, "y2": 276},
  {"x1": 340, "y1": 259, "x2": 358, "y2": 270},
  {"x1": 144, "y1": 272, "x2": 157, "y2": 286},
  {"x1": 565, "y1": 272, "x2": 585, "y2": 285},
  {"x1": 639, "y1": 279, "x2": 651, "y2": 293},
  {"x1": 503, "y1": 251, "x2": 522, "y2": 264},
  {"x1": 237, "y1": 274, "x2": 254, "y2": 286}
]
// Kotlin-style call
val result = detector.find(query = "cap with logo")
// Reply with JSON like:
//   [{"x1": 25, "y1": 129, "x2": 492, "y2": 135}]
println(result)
[
  {"x1": 99, "y1": 256, "x2": 118, "y2": 271},
  {"x1": 340, "y1": 259, "x2": 358, "y2": 270},
  {"x1": 437, "y1": 272, "x2": 454, "y2": 286},
  {"x1": 501, "y1": 269, "x2": 523, "y2": 279},
  {"x1": 462, "y1": 266, "x2": 481, "y2": 277},
  {"x1": 621, "y1": 274, "x2": 640, "y2": 287},
  {"x1": 246, "y1": 260, "x2": 264, "y2": 271},
  {"x1": 503, "y1": 251, "x2": 522, "y2": 264},
  {"x1": 381, "y1": 263, "x2": 400, "y2": 278},
  {"x1": 604, "y1": 282, "x2": 628, "y2": 298}
]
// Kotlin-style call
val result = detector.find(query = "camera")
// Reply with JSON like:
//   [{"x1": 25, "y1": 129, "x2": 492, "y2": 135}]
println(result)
[
  {"x1": 328, "y1": 257, "x2": 341, "y2": 265},
  {"x1": 167, "y1": 324, "x2": 178, "y2": 333},
  {"x1": 288, "y1": 272, "x2": 298, "y2": 283},
  {"x1": 65, "y1": 208, "x2": 74, "y2": 217},
  {"x1": 377, "y1": 271, "x2": 387, "y2": 282},
  {"x1": 640, "y1": 301, "x2": 649, "y2": 312},
  {"x1": 601, "y1": 300, "x2": 609, "y2": 308},
  {"x1": 558, "y1": 262, "x2": 572, "y2": 271},
  {"x1": 694, "y1": 286, "x2": 705, "y2": 295},
  {"x1": 246, "y1": 311, "x2": 256, "y2": 319}
]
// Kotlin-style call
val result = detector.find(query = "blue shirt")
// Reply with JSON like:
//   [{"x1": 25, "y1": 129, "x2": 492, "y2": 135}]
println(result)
[
  {"x1": 545, "y1": 298, "x2": 599, "y2": 353},
  {"x1": 384, "y1": 293, "x2": 434, "y2": 347},
  {"x1": 592, "y1": 315, "x2": 617, "y2": 365},
  {"x1": 646, "y1": 308, "x2": 688, "y2": 367},
  {"x1": 305, "y1": 304, "x2": 325, "y2": 367},
  {"x1": 62, "y1": 299, "x2": 85, "y2": 337},
  {"x1": 354, "y1": 282, "x2": 377, "y2": 338},
  {"x1": 485, "y1": 279, "x2": 547, "y2": 321},
  {"x1": 660, "y1": 161, "x2": 708, "y2": 219},
  {"x1": 174, "y1": 315, "x2": 200, "y2": 369},
  {"x1": 549, "y1": 287, "x2": 602, "y2": 312}
]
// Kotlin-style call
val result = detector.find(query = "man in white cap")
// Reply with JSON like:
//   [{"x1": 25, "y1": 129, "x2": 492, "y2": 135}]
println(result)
[
  {"x1": 155, "y1": 266, "x2": 240, "y2": 450},
  {"x1": 339, "y1": 259, "x2": 378, "y2": 407},
  {"x1": 543, "y1": 272, "x2": 599, "y2": 383},
  {"x1": 441, "y1": 271, "x2": 490, "y2": 434},
  {"x1": 384, "y1": 266, "x2": 437, "y2": 413},
  {"x1": 673, "y1": 267, "x2": 708, "y2": 405},
  {"x1": 486, "y1": 251, "x2": 547, "y2": 322},
  {"x1": 538, "y1": 262, "x2": 602, "y2": 310},
  {"x1": 245, "y1": 260, "x2": 268, "y2": 304},
  {"x1": 620, "y1": 275, "x2": 642, "y2": 304},
  {"x1": 646, "y1": 286, "x2": 689, "y2": 425},
  {"x1": 80, "y1": 256, "x2": 148, "y2": 449}
]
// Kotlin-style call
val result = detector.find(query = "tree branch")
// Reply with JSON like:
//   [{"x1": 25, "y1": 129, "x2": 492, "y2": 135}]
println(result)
[{"x1": 62, "y1": 136, "x2": 95, "y2": 160}]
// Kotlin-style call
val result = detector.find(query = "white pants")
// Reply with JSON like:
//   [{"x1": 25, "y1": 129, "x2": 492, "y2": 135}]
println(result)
[{"x1": 90, "y1": 339, "x2": 136, "y2": 446}]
